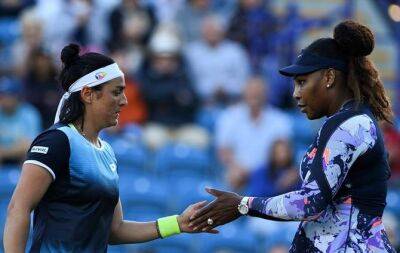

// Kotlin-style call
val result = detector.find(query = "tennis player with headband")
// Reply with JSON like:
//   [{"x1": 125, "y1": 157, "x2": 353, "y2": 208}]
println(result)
[{"x1": 3, "y1": 44, "x2": 216, "y2": 253}]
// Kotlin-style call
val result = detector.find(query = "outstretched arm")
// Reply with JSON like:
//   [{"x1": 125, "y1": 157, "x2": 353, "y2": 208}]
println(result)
[
  {"x1": 189, "y1": 115, "x2": 377, "y2": 229},
  {"x1": 108, "y1": 199, "x2": 218, "y2": 245},
  {"x1": 108, "y1": 200, "x2": 159, "y2": 244},
  {"x1": 248, "y1": 115, "x2": 377, "y2": 221}
]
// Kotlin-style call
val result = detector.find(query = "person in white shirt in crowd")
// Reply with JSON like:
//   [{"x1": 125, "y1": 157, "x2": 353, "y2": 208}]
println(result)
[
  {"x1": 185, "y1": 14, "x2": 250, "y2": 105},
  {"x1": 175, "y1": 0, "x2": 235, "y2": 43},
  {"x1": 34, "y1": 0, "x2": 119, "y2": 54},
  {"x1": 148, "y1": 0, "x2": 184, "y2": 24},
  {"x1": 29, "y1": 0, "x2": 83, "y2": 56},
  {"x1": 215, "y1": 76, "x2": 292, "y2": 190}
]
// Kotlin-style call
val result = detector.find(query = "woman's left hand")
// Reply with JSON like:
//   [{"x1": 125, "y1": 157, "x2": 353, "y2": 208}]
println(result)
[
  {"x1": 188, "y1": 188, "x2": 242, "y2": 232},
  {"x1": 177, "y1": 201, "x2": 219, "y2": 234}
]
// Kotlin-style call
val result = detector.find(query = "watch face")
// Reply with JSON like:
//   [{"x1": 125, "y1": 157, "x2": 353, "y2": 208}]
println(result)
[{"x1": 239, "y1": 204, "x2": 249, "y2": 214}]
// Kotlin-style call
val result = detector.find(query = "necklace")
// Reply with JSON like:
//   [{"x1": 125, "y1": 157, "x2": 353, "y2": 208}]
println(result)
[
  {"x1": 74, "y1": 124, "x2": 86, "y2": 137},
  {"x1": 79, "y1": 129, "x2": 86, "y2": 137},
  {"x1": 71, "y1": 123, "x2": 101, "y2": 148}
]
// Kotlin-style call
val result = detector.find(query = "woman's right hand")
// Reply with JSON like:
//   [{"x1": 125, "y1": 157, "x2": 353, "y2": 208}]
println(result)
[
  {"x1": 177, "y1": 201, "x2": 219, "y2": 234},
  {"x1": 188, "y1": 188, "x2": 242, "y2": 232}
]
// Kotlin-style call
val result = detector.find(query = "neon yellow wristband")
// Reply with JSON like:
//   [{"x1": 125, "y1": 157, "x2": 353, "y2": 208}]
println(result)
[{"x1": 157, "y1": 215, "x2": 181, "y2": 238}]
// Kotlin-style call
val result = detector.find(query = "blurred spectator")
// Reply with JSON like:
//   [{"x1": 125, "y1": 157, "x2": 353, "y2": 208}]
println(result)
[
  {"x1": 215, "y1": 77, "x2": 292, "y2": 190},
  {"x1": 247, "y1": 139, "x2": 300, "y2": 197},
  {"x1": 34, "y1": 0, "x2": 84, "y2": 57},
  {"x1": 23, "y1": 48, "x2": 61, "y2": 129},
  {"x1": 68, "y1": 0, "x2": 93, "y2": 46},
  {"x1": 380, "y1": 121, "x2": 400, "y2": 185},
  {"x1": 0, "y1": 0, "x2": 35, "y2": 17},
  {"x1": 137, "y1": 27, "x2": 208, "y2": 150},
  {"x1": 261, "y1": 51, "x2": 294, "y2": 109},
  {"x1": 107, "y1": 0, "x2": 157, "y2": 51},
  {"x1": 107, "y1": 41, "x2": 144, "y2": 77},
  {"x1": 34, "y1": 0, "x2": 118, "y2": 56},
  {"x1": 175, "y1": 0, "x2": 237, "y2": 42},
  {"x1": 118, "y1": 77, "x2": 147, "y2": 126},
  {"x1": 138, "y1": 27, "x2": 198, "y2": 126},
  {"x1": 11, "y1": 8, "x2": 45, "y2": 76},
  {"x1": 227, "y1": 0, "x2": 278, "y2": 71},
  {"x1": 0, "y1": 76, "x2": 41, "y2": 166},
  {"x1": 82, "y1": 0, "x2": 121, "y2": 47},
  {"x1": 110, "y1": 48, "x2": 148, "y2": 126},
  {"x1": 148, "y1": 0, "x2": 184, "y2": 23},
  {"x1": 185, "y1": 15, "x2": 250, "y2": 105},
  {"x1": 175, "y1": 0, "x2": 214, "y2": 42}
]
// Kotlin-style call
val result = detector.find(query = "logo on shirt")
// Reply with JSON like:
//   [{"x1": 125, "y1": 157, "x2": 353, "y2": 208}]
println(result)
[
  {"x1": 30, "y1": 146, "x2": 49, "y2": 154},
  {"x1": 95, "y1": 72, "x2": 107, "y2": 80},
  {"x1": 110, "y1": 163, "x2": 117, "y2": 172}
]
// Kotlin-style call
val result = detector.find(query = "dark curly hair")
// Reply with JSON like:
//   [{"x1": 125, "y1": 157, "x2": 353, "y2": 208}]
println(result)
[
  {"x1": 305, "y1": 20, "x2": 393, "y2": 123},
  {"x1": 58, "y1": 44, "x2": 115, "y2": 124}
]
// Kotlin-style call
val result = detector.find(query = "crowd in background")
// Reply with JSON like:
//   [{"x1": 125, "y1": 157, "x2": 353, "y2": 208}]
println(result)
[{"x1": 0, "y1": 0, "x2": 400, "y2": 252}]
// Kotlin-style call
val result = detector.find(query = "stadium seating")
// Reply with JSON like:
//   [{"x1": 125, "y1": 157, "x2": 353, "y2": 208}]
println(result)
[
  {"x1": 119, "y1": 174, "x2": 170, "y2": 222},
  {"x1": 0, "y1": 168, "x2": 19, "y2": 202},
  {"x1": 198, "y1": 222, "x2": 258, "y2": 253},
  {"x1": 386, "y1": 189, "x2": 400, "y2": 218},
  {"x1": 196, "y1": 107, "x2": 223, "y2": 133},
  {"x1": 113, "y1": 141, "x2": 149, "y2": 173},
  {"x1": 107, "y1": 245, "x2": 125, "y2": 253},
  {"x1": 154, "y1": 143, "x2": 212, "y2": 179},
  {"x1": 0, "y1": 168, "x2": 20, "y2": 252},
  {"x1": 171, "y1": 176, "x2": 226, "y2": 212},
  {"x1": 134, "y1": 233, "x2": 193, "y2": 253},
  {"x1": 0, "y1": 200, "x2": 7, "y2": 252},
  {"x1": 0, "y1": 18, "x2": 20, "y2": 44}
]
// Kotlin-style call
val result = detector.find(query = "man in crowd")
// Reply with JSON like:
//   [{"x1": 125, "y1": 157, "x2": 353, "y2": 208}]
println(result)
[{"x1": 215, "y1": 76, "x2": 292, "y2": 190}]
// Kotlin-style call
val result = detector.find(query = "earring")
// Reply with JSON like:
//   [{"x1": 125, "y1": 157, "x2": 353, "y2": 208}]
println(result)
[{"x1": 327, "y1": 85, "x2": 331, "y2": 88}]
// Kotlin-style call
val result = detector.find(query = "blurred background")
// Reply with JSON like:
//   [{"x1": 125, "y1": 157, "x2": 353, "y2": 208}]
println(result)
[{"x1": 0, "y1": 0, "x2": 400, "y2": 252}]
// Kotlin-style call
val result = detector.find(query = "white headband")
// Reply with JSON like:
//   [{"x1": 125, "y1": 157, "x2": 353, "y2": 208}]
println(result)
[{"x1": 54, "y1": 63, "x2": 124, "y2": 123}]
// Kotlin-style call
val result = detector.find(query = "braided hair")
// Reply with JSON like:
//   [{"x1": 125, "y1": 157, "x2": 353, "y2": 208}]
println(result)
[{"x1": 304, "y1": 20, "x2": 393, "y2": 123}]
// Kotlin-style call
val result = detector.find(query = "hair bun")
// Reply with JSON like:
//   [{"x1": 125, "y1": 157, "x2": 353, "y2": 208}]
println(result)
[
  {"x1": 333, "y1": 20, "x2": 374, "y2": 57},
  {"x1": 61, "y1": 43, "x2": 80, "y2": 66}
]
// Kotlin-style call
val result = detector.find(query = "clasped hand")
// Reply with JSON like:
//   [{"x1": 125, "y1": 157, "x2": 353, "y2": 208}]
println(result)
[{"x1": 186, "y1": 188, "x2": 243, "y2": 232}]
